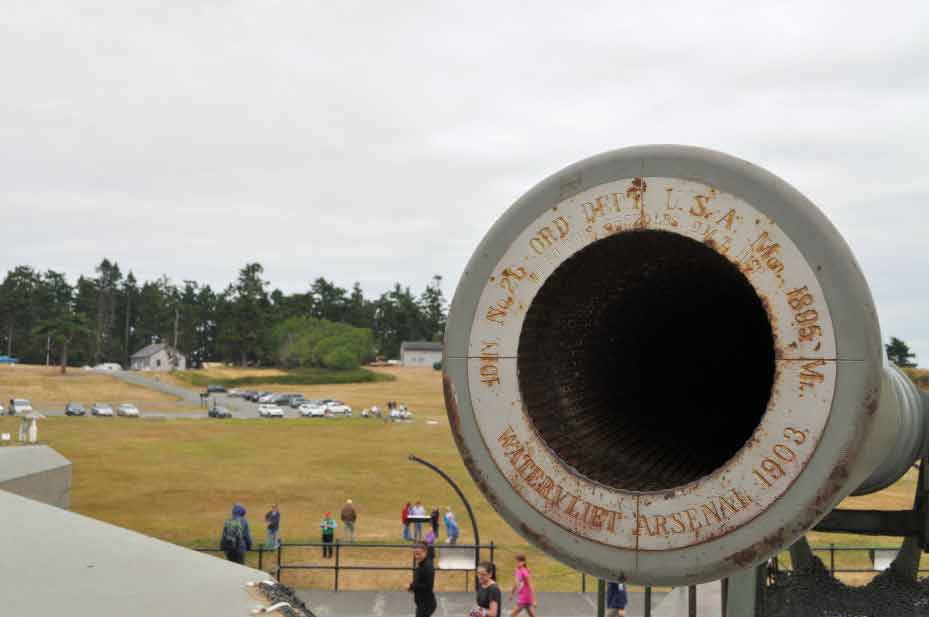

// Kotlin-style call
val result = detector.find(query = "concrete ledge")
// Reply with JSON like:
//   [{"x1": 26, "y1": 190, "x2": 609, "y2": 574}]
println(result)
[{"x1": 0, "y1": 445, "x2": 71, "y2": 508}]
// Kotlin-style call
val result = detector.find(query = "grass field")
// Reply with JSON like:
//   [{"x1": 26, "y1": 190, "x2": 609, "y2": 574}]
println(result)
[
  {"x1": 0, "y1": 365, "x2": 199, "y2": 413},
  {"x1": 1, "y1": 365, "x2": 927, "y2": 591}
]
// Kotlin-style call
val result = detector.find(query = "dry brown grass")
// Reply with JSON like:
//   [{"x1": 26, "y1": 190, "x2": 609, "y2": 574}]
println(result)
[
  {"x1": 1, "y1": 365, "x2": 926, "y2": 591},
  {"x1": 0, "y1": 365, "x2": 199, "y2": 412}
]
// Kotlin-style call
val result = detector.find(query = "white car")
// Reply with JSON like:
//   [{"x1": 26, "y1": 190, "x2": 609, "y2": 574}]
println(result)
[
  {"x1": 299, "y1": 403, "x2": 326, "y2": 418},
  {"x1": 258, "y1": 404, "x2": 285, "y2": 418},
  {"x1": 258, "y1": 393, "x2": 277, "y2": 404},
  {"x1": 117, "y1": 403, "x2": 140, "y2": 418},
  {"x1": 323, "y1": 400, "x2": 352, "y2": 416},
  {"x1": 91, "y1": 403, "x2": 114, "y2": 417},
  {"x1": 9, "y1": 399, "x2": 33, "y2": 416}
]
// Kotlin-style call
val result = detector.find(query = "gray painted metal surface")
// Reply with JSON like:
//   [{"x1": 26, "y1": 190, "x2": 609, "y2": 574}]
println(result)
[
  {"x1": 0, "y1": 488, "x2": 269, "y2": 617},
  {"x1": 442, "y1": 145, "x2": 917, "y2": 586},
  {"x1": 0, "y1": 445, "x2": 71, "y2": 508}
]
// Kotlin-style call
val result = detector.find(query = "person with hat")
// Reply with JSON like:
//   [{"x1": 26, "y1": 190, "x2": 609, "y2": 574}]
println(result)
[
  {"x1": 320, "y1": 511, "x2": 337, "y2": 558},
  {"x1": 341, "y1": 499, "x2": 358, "y2": 542}
]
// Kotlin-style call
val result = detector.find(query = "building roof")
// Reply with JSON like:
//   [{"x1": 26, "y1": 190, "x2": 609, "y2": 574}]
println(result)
[
  {"x1": 131, "y1": 343, "x2": 184, "y2": 359},
  {"x1": 400, "y1": 341, "x2": 443, "y2": 352},
  {"x1": 1, "y1": 489, "x2": 266, "y2": 617},
  {"x1": 1, "y1": 445, "x2": 266, "y2": 617}
]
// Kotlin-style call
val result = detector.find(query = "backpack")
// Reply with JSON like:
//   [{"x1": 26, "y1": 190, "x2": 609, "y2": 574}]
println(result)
[{"x1": 221, "y1": 517, "x2": 244, "y2": 552}]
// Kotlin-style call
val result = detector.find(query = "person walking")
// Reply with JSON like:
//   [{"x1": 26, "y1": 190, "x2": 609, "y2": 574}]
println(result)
[
  {"x1": 605, "y1": 580, "x2": 628, "y2": 617},
  {"x1": 320, "y1": 512, "x2": 337, "y2": 558},
  {"x1": 509, "y1": 555, "x2": 536, "y2": 617},
  {"x1": 475, "y1": 561, "x2": 502, "y2": 617},
  {"x1": 424, "y1": 528, "x2": 437, "y2": 562},
  {"x1": 264, "y1": 503, "x2": 281, "y2": 550},
  {"x1": 408, "y1": 542, "x2": 436, "y2": 617},
  {"x1": 444, "y1": 507, "x2": 459, "y2": 544},
  {"x1": 411, "y1": 501, "x2": 426, "y2": 540},
  {"x1": 220, "y1": 503, "x2": 253, "y2": 564},
  {"x1": 402, "y1": 502, "x2": 412, "y2": 541},
  {"x1": 341, "y1": 499, "x2": 357, "y2": 542},
  {"x1": 429, "y1": 507, "x2": 439, "y2": 536}
]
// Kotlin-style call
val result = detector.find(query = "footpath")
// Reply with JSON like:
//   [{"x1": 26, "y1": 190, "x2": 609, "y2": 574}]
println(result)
[{"x1": 293, "y1": 591, "x2": 667, "y2": 617}]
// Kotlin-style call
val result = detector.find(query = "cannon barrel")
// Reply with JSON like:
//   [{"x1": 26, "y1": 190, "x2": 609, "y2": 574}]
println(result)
[{"x1": 442, "y1": 145, "x2": 928, "y2": 586}]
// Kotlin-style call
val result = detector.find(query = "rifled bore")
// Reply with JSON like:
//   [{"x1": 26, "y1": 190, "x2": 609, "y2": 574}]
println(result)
[{"x1": 517, "y1": 229, "x2": 776, "y2": 491}]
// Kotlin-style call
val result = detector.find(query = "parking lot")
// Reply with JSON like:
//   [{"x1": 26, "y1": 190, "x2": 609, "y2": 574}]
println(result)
[{"x1": 6, "y1": 369, "x2": 416, "y2": 422}]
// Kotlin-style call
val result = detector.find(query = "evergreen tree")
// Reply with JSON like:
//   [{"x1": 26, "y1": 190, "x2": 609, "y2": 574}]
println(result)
[{"x1": 886, "y1": 337, "x2": 917, "y2": 367}]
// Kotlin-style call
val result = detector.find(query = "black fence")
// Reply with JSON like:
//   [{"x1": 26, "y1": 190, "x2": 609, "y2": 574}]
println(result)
[
  {"x1": 198, "y1": 541, "x2": 496, "y2": 591},
  {"x1": 197, "y1": 541, "x2": 927, "y2": 599}
]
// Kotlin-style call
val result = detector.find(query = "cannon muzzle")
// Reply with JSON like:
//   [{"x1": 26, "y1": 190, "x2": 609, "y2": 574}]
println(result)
[{"x1": 443, "y1": 145, "x2": 928, "y2": 585}]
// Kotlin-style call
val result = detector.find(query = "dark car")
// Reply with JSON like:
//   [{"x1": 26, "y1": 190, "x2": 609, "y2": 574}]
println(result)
[
  {"x1": 206, "y1": 384, "x2": 227, "y2": 393},
  {"x1": 65, "y1": 402, "x2": 86, "y2": 416},
  {"x1": 208, "y1": 405, "x2": 232, "y2": 419}
]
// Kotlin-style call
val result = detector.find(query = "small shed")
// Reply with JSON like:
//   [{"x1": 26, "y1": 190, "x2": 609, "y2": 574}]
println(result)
[
  {"x1": 130, "y1": 343, "x2": 186, "y2": 371},
  {"x1": 400, "y1": 341, "x2": 443, "y2": 367}
]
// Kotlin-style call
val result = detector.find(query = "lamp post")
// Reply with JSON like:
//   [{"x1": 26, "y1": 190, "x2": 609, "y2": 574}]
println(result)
[{"x1": 408, "y1": 454, "x2": 481, "y2": 578}]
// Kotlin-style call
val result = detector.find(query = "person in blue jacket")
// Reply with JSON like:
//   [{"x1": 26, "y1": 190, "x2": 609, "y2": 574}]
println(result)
[
  {"x1": 220, "y1": 503, "x2": 253, "y2": 564},
  {"x1": 606, "y1": 579, "x2": 627, "y2": 617}
]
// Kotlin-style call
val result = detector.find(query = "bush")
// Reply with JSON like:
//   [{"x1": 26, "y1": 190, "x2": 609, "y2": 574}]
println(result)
[
  {"x1": 433, "y1": 361, "x2": 442, "y2": 370},
  {"x1": 323, "y1": 347, "x2": 359, "y2": 370}
]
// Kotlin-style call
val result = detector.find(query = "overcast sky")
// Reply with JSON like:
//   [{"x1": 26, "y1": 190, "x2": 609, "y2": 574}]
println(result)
[{"x1": 2, "y1": 1, "x2": 928, "y2": 362}]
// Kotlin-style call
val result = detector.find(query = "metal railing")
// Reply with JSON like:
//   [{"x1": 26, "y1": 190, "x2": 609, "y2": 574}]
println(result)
[
  {"x1": 197, "y1": 540, "x2": 495, "y2": 591},
  {"x1": 772, "y1": 543, "x2": 929, "y2": 576}
]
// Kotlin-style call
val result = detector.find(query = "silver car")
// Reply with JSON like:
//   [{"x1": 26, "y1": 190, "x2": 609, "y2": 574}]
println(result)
[
  {"x1": 117, "y1": 403, "x2": 140, "y2": 418},
  {"x1": 9, "y1": 399, "x2": 33, "y2": 415},
  {"x1": 91, "y1": 403, "x2": 114, "y2": 417}
]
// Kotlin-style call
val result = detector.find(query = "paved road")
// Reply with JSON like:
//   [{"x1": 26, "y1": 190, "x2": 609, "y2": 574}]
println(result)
[
  {"x1": 22, "y1": 370, "x2": 402, "y2": 422},
  {"x1": 294, "y1": 590, "x2": 668, "y2": 617}
]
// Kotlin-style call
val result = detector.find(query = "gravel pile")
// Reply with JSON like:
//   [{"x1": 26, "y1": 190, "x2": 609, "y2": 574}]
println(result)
[
  {"x1": 764, "y1": 557, "x2": 929, "y2": 617},
  {"x1": 258, "y1": 581, "x2": 317, "y2": 617}
]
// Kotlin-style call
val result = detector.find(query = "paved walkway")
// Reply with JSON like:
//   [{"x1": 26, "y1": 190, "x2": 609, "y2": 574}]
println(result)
[{"x1": 294, "y1": 591, "x2": 667, "y2": 617}]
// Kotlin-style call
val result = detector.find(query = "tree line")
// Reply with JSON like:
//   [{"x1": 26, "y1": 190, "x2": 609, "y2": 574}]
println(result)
[{"x1": 0, "y1": 259, "x2": 447, "y2": 370}]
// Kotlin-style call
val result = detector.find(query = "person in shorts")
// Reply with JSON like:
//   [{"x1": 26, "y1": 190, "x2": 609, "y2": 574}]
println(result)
[{"x1": 509, "y1": 555, "x2": 536, "y2": 617}]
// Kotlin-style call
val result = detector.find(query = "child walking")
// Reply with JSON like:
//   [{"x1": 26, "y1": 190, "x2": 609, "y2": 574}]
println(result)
[{"x1": 509, "y1": 555, "x2": 536, "y2": 617}]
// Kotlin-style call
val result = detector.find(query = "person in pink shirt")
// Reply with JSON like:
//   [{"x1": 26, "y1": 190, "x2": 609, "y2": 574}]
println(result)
[{"x1": 509, "y1": 555, "x2": 536, "y2": 617}]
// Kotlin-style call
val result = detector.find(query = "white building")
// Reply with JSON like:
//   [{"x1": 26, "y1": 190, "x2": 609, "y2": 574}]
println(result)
[
  {"x1": 130, "y1": 343, "x2": 186, "y2": 371},
  {"x1": 400, "y1": 341, "x2": 443, "y2": 367}
]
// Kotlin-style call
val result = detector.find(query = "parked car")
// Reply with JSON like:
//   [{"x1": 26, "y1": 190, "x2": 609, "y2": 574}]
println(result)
[
  {"x1": 258, "y1": 404, "x2": 285, "y2": 418},
  {"x1": 117, "y1": 403, "x2": 140, "y2": 418},
  {"x1": 208, "y1": 405, "x2": 232, "y2": 419},
  {"x1": 65, "y1": 402, "x2": 86, "y2": 416},
  {"x1": 226, "y1": 389, "x2": 243, "y2": 397},
  {"x1": 9, "y1": 399, "x2": 33, "y2": 415},
  {"x1": 323, "y1": 400, "x2": 352, "y2": 416},
  {"x1": 258, "y1": 393, "x2": 277, "y2": 404},
  {"x1": 288, "y1": 395, "x2": 307, "y2": 408},
  {"x1": 206, "y1": 384, "x2": 226, "y2": 393},
  {"x1": 0, "y1": 402, "x2": 5, "y2": 414},
  {"x1": 299, "y1": 402, "x2": 326, "y2": 417},
  {"x1": 91, "y1": 403, "x2": 114, "y2": 417}
]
